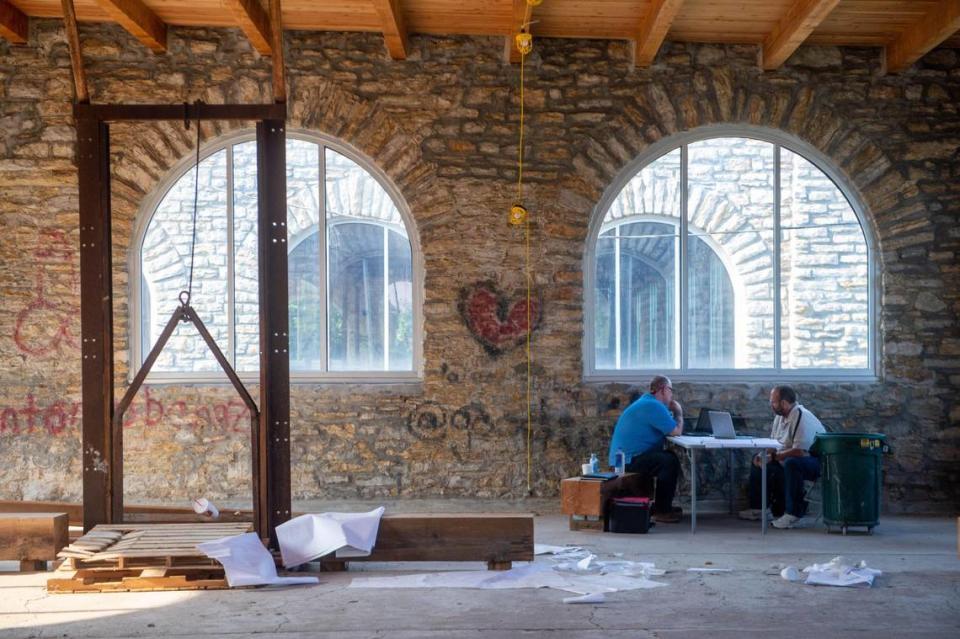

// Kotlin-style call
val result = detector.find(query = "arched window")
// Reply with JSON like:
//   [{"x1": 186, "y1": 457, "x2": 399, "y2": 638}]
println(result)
[
  {"x1": 134, "y1": 133, "x2": 420, "y2": 382},
  {"x1": 586, "y1": 129, "x2": 875, "y2": 381}
]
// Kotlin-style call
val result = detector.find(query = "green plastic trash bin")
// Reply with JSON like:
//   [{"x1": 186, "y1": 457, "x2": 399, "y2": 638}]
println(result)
[{"x1": 812, "y1": 433, "x2": 887, "y2": 535}]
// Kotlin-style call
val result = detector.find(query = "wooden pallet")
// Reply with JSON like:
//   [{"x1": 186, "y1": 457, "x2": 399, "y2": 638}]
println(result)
[{"x1": 48, "y1": 522, "x2": 252, "y2": 593}]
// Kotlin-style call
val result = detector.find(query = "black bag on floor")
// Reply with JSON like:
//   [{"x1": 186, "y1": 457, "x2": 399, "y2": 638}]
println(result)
[{"x1": 607, "y1": 497, "x2": 652, "y2": 534}]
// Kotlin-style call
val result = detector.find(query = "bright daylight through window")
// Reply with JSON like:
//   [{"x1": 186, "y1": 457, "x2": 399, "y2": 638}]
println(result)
[
  {"x1": 137, "y1": 136, "x2": 416, "y2": 379},
  {"x1": 590, "y1": 135, "x2": 872, "y2": 378}
]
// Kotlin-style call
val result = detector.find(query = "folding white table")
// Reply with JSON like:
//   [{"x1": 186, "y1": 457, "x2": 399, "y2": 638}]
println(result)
[{"x1": 666, "y1": 435, "x2": 783, "y2": 534}]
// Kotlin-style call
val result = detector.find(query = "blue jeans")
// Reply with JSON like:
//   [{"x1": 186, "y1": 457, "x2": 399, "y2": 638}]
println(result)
[{"x1": 749, "y1": 455, "x2": 820, "y2": 517}]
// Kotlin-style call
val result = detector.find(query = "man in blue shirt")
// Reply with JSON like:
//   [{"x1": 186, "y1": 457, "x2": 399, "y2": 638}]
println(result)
[{"x1": 608, "y1": 375, "x2": 684, "y2": 523}]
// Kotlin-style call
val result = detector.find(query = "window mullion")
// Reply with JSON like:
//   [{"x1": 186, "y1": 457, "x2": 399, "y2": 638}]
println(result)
[
  {"x1": 614, "y1": 225, "x2": 621, "y2": 370},
  {"x1": 679, "y1": 144, "x2": 688, "y2": 371},
  {"x1": 319, "y1": 146, "x2": 329, "y2": 372},
  {"x1": 226, "y1": 144, "x2": 236, "y2": 367},
  {"x1": 774, "y1": 144, "x2": 782, "y2": 371},
  {"x1": 383, "y1": 226, "x2": 390, "y2": 372}
]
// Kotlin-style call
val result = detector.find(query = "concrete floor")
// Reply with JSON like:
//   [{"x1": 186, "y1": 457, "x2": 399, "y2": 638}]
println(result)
[{"x1": 1, "y1": 510, "x2": 958, "y2": 638}]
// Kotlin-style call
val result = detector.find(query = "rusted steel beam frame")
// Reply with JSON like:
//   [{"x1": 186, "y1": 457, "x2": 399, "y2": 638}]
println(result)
[
  {"x1": 256, "y1": 120, "x2": 290, "y2": 547},
  {"x1": 77, "y1": 117, "x2": 114, "y2": 532},
  {"x1": 73, "y1": 103, "x2": 286, "y2": 122}
]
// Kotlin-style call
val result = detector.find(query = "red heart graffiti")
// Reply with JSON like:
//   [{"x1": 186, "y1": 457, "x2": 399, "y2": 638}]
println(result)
[{"x1": 458, "y1": 281, "x2": 542, "y2": 355}]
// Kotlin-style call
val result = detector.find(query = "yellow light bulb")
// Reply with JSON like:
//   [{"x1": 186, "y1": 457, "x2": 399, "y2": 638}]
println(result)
[
  {"x1": 509, "y1": 204, "x2": 528, "y2": 226},
  {"x1": 515, "y1": 32, "x2": 533, "y2": 55}
]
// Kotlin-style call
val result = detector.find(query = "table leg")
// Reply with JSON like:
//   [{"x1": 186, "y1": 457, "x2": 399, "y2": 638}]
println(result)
[
  {"x1": 691, "y1": 447, "x2": 697, "y2": 534},
  {"x1": 761, "y1": 449, "x2": 767, "y2": 535},
  {"x1": 728, "y1": 449, "x2": 735, "y2": 515}
]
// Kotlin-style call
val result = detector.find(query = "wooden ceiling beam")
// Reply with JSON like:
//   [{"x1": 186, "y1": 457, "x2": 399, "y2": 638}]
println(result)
[
  {"x1": 0, "y1": 1, "x2": 28, "y2": 44},
  {"x1": 223, "y1": 0, "x2": 273, "y2": 56},
  {"x1": 634, "y1": 0, "x2": 685, "y2": 67},
  {"x1": 92, "y1": 0, "x2": 166, "y2": 53},
  {"x1": 60, "y1": 0, "x2": 88, "y2": 103},
  {"x1": 372, "y1": 0, "x2": 409, "y2": 60},
  {"x1": 761, "y1": 0, "x2": 841, "y2": 70},
  {"x1": 886, "y1": 0, "x2": 960, "y2": 73},
  {"x1": 269, "y1": 0, "x2": 285, "y2": 103},
  {"x1": 504, "y1": 0, "x2": 529, "y2": 65}
]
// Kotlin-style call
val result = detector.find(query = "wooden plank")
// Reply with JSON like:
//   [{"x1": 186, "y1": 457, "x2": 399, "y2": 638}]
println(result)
[
  {"x1": 77, "y1": 116, "x2": 114, "y2": 532},
  {"x1": 256, "y1": 119, "x2": 290, "y2": 547},
  {"x1": 504, "y1": 0, "x2": 528, "y2": 65},
  {"x1": 0, "y1": 500, "x2": 254, "y2": 526},
  {"x1": 762, "y1": 0, "x2": 841, "y2": 69},
  {"x1": 0, "y1": 513, "x2": 69, "y2": 561},
  {"x1": 887, "y1": 0, "x2": 960, "y2": 72},
  {"x1": 92, "y1": 0, "x2": 166, "y2": 52},
  {"x1": 223, "y1": 0, "x2": 273, "y2": 55},
  {"x1": 634, "y1": 0, "x2": 685, "y2": 67},
  {"x1": 372, "y1": 0, "x2": 408, "y2": 59},
  {"x1": 321, "y1": 514, "x2": 534, "y2": 564},
  {"x1": 61, "y1": 0, "x2": 88, "y2": 102},
  {"x1": 73, "y1": 102, "x2": 286, "y2": 121},
  {"x1": 269, "y1": 0, "x2": 286, "y2": 102},
  {"x1": 0, "y1": 0, "x2": 28, "y2": 43}
]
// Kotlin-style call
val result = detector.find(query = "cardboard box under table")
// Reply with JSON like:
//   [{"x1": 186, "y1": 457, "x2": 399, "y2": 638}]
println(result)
[{"x1": 560, "y1": 473, "x2": 653, "y2": 531}]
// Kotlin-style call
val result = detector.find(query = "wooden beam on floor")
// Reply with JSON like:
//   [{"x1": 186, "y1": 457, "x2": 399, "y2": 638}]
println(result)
[
  {"x1": 0, "y1": 1, "x2": 28, "y2": 44},
  {"x1": 92, "y1": 0, "x2": 167, "y2": 53},
  {"x1": 256, "y1": 119, "x2": 290, "y2": 547},
  {"x1": 373, "y1": 0, "x2": 409, "y2": 60},
  {"x1": 504, "y1": 0, "x2": 529, "y2": 64},
  {"x1": 60, "y1": 0, "x2": 89, "y2": 103},
  {"x1": 634, "y1": 0, "x2": 685, "y2": 67},
  {"x1": 761, "y1": 0, "x2": 841, "y2": 70},
  {"x1": 887, "y1": 0, "x2": 960, "y2": 73},
  {"x1": 223, "y1": 0, "x2": 273, "y2": 55},
  {"x1": 269, "y1": 0, "x2": 286, "y2": 102}
]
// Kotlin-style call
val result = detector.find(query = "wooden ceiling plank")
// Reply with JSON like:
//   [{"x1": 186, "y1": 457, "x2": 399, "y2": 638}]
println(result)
[
  {"x1": 504, "y1": 0, "x2": 529, "y2": 65},
  {"x1": 60, "y1": 0, "x2": 88, "y2": 103},
  {"x1": 0, "y1": 1, "x2": 28, "y2": 44},
  {"x1": 887, "y1": 0, "x2": 960, "y2": 73},
  {"x1": 270, "y1": 0, "x2": 286, "y2": 103},
  {"x1": 635, "y1": 0, "x2": 685, "y2": 67},
  {"x1": 92, "y1": 0, "x2": 167, "y2": 53},
  {"x1": 372, "y1": 0, "x2": 409, "y2": 59},
  {"x1": 761, "y1": 0, "x2": 841, "y2": 70},
  {"x1": 223, "y1": 0, "x2": 273, "y2": 56}
]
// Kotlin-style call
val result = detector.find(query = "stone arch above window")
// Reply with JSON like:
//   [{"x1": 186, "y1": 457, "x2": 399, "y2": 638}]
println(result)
[
  {"x1": 133, "y1": 131, "x2": 422, "y2": 383},
  {"x1": 585, "y1": 127, "x2": 877, "y2": 381}
]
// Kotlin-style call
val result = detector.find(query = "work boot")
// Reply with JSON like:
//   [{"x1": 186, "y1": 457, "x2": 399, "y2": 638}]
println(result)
[{"x1": 651, "y1": 509, "x2": 681, "y2": 524}]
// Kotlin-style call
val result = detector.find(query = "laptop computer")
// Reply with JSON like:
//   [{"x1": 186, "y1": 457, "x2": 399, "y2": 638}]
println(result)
[
  {"x1": 707, "y1": 410, "x2": 737, "y2": 439},
  {"x1": 684, "y1": 408, "x2": 718, "y2": 436}
]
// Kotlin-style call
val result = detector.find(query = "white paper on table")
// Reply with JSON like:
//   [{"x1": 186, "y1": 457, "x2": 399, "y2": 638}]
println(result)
[
  {"x1": 196, "y1": 532, "x2": 319, "y2": 588},
  {"x1": 802, "y1": 556, "x2": 881, "y2": 587},
  {"x1": 276, "y1": 507, "x2": 385, "y2": 567}
]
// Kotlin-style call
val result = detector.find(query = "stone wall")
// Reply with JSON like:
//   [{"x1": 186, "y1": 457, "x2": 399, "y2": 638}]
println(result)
[{"x1": 0, "y1": 22, "x2": 958, "y2": 511}]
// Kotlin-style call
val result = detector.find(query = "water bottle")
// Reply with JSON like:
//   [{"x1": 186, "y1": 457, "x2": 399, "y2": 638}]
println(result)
[
  {"x1": 614, "y1": 449, "x2": 626, "y2": 475},
  {"x1": 589, "y1": 453, "x2": 599, "y2": 474}
]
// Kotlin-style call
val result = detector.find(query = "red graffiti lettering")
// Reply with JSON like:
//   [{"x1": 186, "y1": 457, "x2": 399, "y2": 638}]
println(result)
[
  {"x1": 0, "y1": 396, "x2": 81, "y2": 436},
  {"x1": 1, "y1": 408, "x2": 19, "y2": 434}
]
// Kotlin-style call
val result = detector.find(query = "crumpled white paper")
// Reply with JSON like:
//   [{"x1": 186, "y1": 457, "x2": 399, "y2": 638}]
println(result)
[
  {"x1": 196, "y1": 532, "x2": 319, "y2": 588},
  {"x1": 801, "y1": 556, "x2": 881, "y2": 587},
  {"x1": 276, "y1": 507, "x2": 385, "y2": 567}
]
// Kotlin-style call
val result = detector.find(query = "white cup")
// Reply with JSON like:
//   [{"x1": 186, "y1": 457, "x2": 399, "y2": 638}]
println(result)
[
  {"x1": 581, "y1": 463, "x2": 592, "y2": 475},
  {"x1": 192, "y1": 497, "x2": 220, "y2": 519}
]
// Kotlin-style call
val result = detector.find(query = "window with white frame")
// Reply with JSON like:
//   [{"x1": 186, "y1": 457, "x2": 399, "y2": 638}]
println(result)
[
  {"x1": 586, "y1": 132, "x2": 874, "y2": 379},
  {"x1": 136, "y1": 134, "x2": 419, "y2": 380}
]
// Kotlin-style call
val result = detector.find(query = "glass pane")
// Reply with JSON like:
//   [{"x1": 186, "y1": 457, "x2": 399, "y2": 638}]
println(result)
[
  {"x1": 618, "y1": 221, "x2": 677, "y2": 369},
  {"x1": 325, "y1": 148, "x2": 402, "y2": 225},
  {"x1": 780, "y1": 149, "x2": 868, "y2": 368},
  {"x1": 142, "y1": 149, "x2": 229, "y2": 373},
  {"x1": 232, "y1": 141, "x2": 260, "y2": 372},
  {"x1": 328, "y1": 222, "x2": 385, "y2": 371},
  {"x1": 286, "y1": 140, "x2": 322, "y2": 371},
  {"x1": 594, "y1": 229, "x2": 616, "y2": 369},
  {"x1": 688, "y1": 137, "x2": 775, "y2": 368},
  {"x1": 387, "y1": 229, "x2": 413, "y2": 371},
  {"x1": 604, "y1": 148, "x2": 681, "y2": 225}
]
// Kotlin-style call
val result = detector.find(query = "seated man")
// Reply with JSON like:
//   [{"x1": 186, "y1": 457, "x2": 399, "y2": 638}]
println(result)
[
  {"x1": 739, "y1": 385, "x2": 826, "y2": 529},
  {"x1": 608, "y1": 375, "x2": 683, "y2": 523}
]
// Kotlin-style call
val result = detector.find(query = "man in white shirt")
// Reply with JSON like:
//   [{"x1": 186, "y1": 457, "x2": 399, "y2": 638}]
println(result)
[{"x1": 738, "y1": 385, "x2": 826, "y2": 529}]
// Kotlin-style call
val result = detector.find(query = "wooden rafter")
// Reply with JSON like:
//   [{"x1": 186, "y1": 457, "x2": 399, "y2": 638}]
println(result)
[
  {"x1": 762, "y1": 0, "x2": 840, "y2": 70},
  {"x1": 223, "y1": 0, "x2": 272, "y2": 56},
  {"x1": 373, "y1": 0, "x2": 409, "y2": 60},
  {"x1": 92, "y1": 0, "x2": 166, "y2": 53},
  {"x1": 269, "y1": 0, "x2": 285, "y2": 103},
  {"x1": 504, "y1": 0, "x2": 529, "y2": 65},
  {"x1": 634, "y1": 0, "x2": 684, "y2": 67},
  {"x1": 887, "y1": 0, "x2": 960, "y2": 73},
  {"x1": 60, "y1": 0, "x2": 88, "y2": 103},
  {"x1": 0, "y1": 0, "x2": 28, "y2": 44}
]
